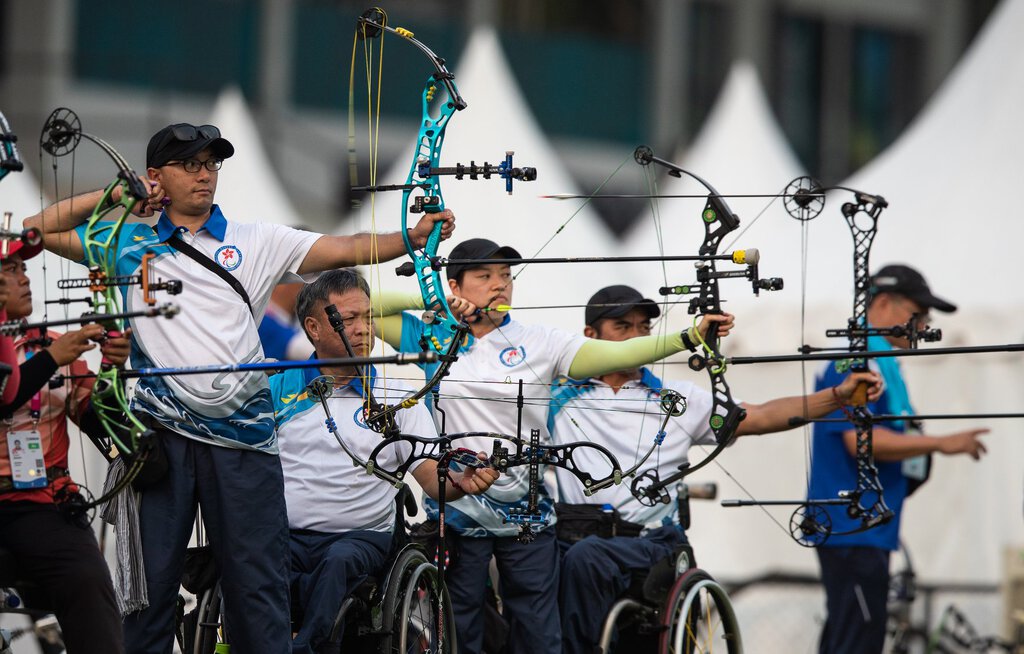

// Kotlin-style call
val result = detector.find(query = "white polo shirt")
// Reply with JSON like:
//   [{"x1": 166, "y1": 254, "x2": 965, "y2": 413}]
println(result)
[
  {"x1": 271, "y1": 365, "x2": 433, "y2": 533},
  {"x1": 400, "y1": 314, "x2": 586, "y2": 537},
  {"x1": 550, "y1": 368, "x2": 724, "y2": 526},
  {"x1": 76, "y1": 206, "x2": 321, "y2": 452}
]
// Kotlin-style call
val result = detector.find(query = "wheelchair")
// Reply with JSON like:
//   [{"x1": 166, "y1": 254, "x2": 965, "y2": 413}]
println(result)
[
  {"x1": 178, "y1": 486, "x2": 456, "y2": 654},
  {"x1": 595, "y1": 483, "x2": 743, "y2": 654},
  {"x1": 0, "y1": 547, "x2": 65, "y2": 654}
]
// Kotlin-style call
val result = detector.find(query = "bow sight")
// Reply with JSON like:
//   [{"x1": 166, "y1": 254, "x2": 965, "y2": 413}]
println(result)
[{"x1": 0, "y1": 112, "x2": 24, "y2": 181}]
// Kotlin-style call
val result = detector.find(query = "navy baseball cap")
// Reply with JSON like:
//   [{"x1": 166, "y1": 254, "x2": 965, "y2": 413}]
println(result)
[
  {"x1": 146, "y1": 123, "x2": 234, "y2": 169},
  {"x1": 446, "y1": 238, "x2": 522, "y2": 281},
  {"x1": 585, "y1": 285, "x2": 661, "y2": 326},
  {"x1": 870, "y1": 264, "x2": 956, "y2": 313}
]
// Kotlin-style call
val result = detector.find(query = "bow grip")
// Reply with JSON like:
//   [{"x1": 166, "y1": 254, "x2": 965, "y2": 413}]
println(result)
[{"x1": 850, "y1": 380, "x2": 869, "y2": 407}]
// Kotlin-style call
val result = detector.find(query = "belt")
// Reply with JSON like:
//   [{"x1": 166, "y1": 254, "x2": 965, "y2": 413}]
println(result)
[{"x1": 0, "y1": 466, "x2": 70, "y2": 493}]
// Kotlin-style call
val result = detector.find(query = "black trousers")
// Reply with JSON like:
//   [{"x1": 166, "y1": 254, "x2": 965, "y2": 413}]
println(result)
[
  {"x1": 0, "y1": 501, "x2": 124, "y2": 654},
  {"x1": 817, "y1": 546, "x2": 891, "y2": 654}
]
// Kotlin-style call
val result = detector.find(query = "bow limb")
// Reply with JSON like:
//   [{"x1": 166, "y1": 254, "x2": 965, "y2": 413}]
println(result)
[
  {"x1": 36, "y1": 107, "x2": 170, "y2": 512},
  {"x1": 634, "y1": 148, "x2": 753, "y2": 478},
  {"x1": 397, "y1": 61, "x2": 464, "y2": 355},
  {"x1": 351, "y1": 12, "x2": 472, "y2": 426},
  {"x1": 364, "y1": 325, "x2": 468, "y2": 432}
]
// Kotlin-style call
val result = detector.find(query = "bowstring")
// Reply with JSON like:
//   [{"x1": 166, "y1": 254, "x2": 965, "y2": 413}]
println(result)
[
  {"x1": 350, "y1": 13, "x2": 390, "y2": 416},
  {"x1": 704, "y1": 179, "x2": 815, "y2": 536},
  {"x1": 641, "y1": 162, "x2": 667, "y2": 488},
  {"x1": 488, "y1": 152, "x2": 643, "y2": 461},
  {"x1": 717, "y1": 181, "x2": 818, "y2": 533},
  {"x1": 39, "y1": 142, "x2": 92, "y2": 507}
]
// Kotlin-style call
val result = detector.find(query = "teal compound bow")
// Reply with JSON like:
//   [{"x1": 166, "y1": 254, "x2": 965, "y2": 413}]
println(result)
[
  {"x1": 38, "y1": 108, "x2": 181, "y2": 512},
  {"x1": 349, "y1": 7, "x2": 536, "y2": 433}
]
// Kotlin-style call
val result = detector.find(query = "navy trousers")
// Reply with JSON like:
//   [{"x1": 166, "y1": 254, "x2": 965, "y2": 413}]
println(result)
[
  {"x1": 817, "y1": 546, "x2": 891, "y2": 654},
  {"x1": 0, "y1": 502, "x2": 124, "y2": 653},
  {"x1": 559, "y1": 525, "x2": 686, "y2": 654},
  {"x1": 448, "y1": 527, "x2": 561, "y2": 654},
  {"x1": 289, "y1": 529, "x2": 391, "y2": 654},
  {"x1": 123, "y1": 429, "x2": 292, "y2": 654}
]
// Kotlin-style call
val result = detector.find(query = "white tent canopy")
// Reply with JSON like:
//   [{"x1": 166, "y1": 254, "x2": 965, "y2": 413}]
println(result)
[
  {"x1": 342, "y1": 27, "x2": 618, "y2": 334},
  {"x1": 621, "y1": 61, "x2": 812, "y2": 337},
  {"x1": 615, "y1": 62, "x2": 824, "y2": 578},
  {"x1": 209, "y1": 87, "x2": 302, "y2": 227},
  {"x1": 843, "y1": 0, "x2": 1024, "y2": 313}
]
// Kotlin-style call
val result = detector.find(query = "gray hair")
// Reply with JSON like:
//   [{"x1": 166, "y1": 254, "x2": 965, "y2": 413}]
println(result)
[{"x1": 294, "y1": 269, "x2": 370, "y2": 339}]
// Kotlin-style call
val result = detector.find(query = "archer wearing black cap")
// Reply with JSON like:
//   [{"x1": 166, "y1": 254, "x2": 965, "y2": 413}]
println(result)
[
  {"x1": 23, "y1": 121, "x2": 458, "y2": 652},
  {"x1": 809, "y1": 263, "x2": 987, "y2": 654},
  {"x1": 370, "y1": 238, "x2": 743, "y2": 654},
  {"x1": 870, "y1": 263, "x2": 957, "y2": 316},
  {"x1": 554, "y1": 283, "x2": 883, "y2": 654}
]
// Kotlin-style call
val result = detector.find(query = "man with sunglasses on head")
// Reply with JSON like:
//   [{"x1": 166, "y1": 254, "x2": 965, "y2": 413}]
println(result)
[
  {"x1": 809, "y1": 264, "x2": 988, "y2": 654},
  {"x1": 23, "y1": 122, "x2": 456, "y2": 653}
]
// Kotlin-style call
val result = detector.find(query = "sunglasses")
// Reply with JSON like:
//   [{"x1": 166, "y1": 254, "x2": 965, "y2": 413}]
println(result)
[{"x1": 170, "y1": 124, "x2": 221, "y2": 142}]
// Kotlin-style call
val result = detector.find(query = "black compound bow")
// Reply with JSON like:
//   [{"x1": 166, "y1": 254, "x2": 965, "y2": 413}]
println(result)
[{"x1": 627, "y1": 145, "x2": 784, "y2": 506}]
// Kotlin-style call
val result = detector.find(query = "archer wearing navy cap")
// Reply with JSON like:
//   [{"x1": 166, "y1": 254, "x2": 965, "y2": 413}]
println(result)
[
  {"x1": 553, "y1": 284, "x2": 882, "y2": 654},
  {"x1": 809, "y1": 263, "x2": 987, "y2": 654},
  {"x1": 146, "y1": 123, "x2": 235, "y2": 170},
  {"x1": 23, "y1": 120, "x2": 458, "y2": 652},
  {"x1": 369, "y1": 241, "x2": 741, "y2": 654}
]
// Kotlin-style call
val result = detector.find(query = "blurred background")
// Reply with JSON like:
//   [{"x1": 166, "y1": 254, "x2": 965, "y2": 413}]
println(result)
[
  {"x1": 0, "y1": 0, "x2": 1000, "y2": 233},
  {"x1": 2, "y1": 1, "x2": 1022, "y2": 652}
]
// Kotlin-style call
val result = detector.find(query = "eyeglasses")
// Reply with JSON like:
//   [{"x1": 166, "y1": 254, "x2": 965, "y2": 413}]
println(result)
[
  {"x1": 165, "y1": 158, "x2": 223, "y2": 173},
  {"x1": 170, "y1": 124, "x2": 221, "y2": 142}
]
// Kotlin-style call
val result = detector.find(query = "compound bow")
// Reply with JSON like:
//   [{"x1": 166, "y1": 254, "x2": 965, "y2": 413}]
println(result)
[
  {"x1": 626, "y1": 145, "x2": 784, "y2": 505},
  {"x1": 38, "y1": 107, "x2": 180, "y2": 511},
  {"x1": 351, "y1": 8, "x2": 536, "y2": 431}
]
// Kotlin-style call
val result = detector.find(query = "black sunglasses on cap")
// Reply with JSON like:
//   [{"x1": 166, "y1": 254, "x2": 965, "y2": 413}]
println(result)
[{"x1": 170, "y1": 124, "x2": 221, "y2": 142}]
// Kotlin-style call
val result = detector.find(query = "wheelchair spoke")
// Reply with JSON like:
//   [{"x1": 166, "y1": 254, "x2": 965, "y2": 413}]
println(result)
[{"x1": 661, "y1": 570, "x2": 743, "y2": 654}]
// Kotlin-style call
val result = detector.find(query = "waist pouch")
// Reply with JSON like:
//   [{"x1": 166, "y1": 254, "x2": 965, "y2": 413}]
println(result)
[{"x1": 554, "y1": 502, "x2": 643, "y2": 544}]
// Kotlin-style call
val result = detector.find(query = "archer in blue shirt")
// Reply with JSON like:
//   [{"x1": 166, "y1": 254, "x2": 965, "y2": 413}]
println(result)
[{"x1": 810, "y1": 264, "x2": 988, "y2": 654}]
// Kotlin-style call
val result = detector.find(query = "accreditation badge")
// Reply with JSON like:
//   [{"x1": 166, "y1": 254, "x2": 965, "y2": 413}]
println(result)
[
  {"x1": 901, "y1": 422, "x2": 928, "y2": 482},
  {"x1": 7, "y1": 431, "x2": 46, "y2": 489}
]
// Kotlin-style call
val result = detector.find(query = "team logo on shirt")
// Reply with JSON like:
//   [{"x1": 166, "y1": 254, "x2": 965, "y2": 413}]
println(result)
[
  {"x1": 352, "y1": 407, "x2": 370, "y2": 430},
  {"x1": 214, "y1": 245, "x2": 243, "y2": 271},
  {"x1": 498, "y1": 345, "x2": 527, "y2": 367}
]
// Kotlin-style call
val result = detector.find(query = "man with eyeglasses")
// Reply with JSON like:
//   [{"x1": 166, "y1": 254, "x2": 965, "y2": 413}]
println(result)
[
  {"x1": 23, "y1": 122, "x2": 456, "y2": 653},
  {"x1": 808, "y1": 263, "x2": 988, "y2": 654}
]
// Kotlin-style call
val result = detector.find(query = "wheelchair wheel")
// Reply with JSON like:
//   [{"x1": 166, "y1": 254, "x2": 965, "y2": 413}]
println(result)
[
  {"x1": 193, "y1": 581, "x2": 228, "y2": 654},
  {"x1": 658, "y1": 568, "x2": 742, "y2": 654},
  {"x1": 380, "y1": 546, "x2": 455, "y2": 654},
  {"x1": 598, "y1": 597, "x2": 660, "y2": 653}
]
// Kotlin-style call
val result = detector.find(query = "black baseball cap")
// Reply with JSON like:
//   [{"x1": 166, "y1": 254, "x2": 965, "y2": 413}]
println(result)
[
  {"x1": 585, "y1": 285, "x2": 661, "y2": 326},
  {"x1": 870, "y1": 264, "x2": 957, "y2": 313},
  {"x1": 146, "y1": 123, "x2": 235, "y2": 169},
  {"x1": 446, "y1": 238, "x2": 522, "y2": 281}
]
